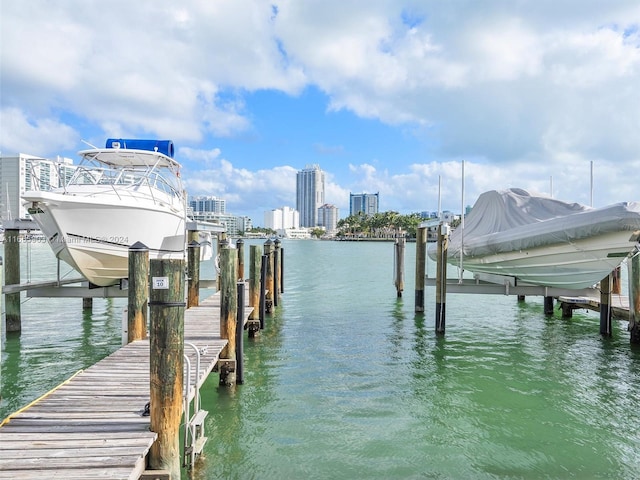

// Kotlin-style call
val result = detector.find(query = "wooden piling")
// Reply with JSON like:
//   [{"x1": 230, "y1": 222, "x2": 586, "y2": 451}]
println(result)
[
  {"x1": 264, "y1": 239, "x2": 274, "y2": 314},
  {"x1": 435, "y1": 224, "x2": 448, "y2": 334},
  {"x1": 187, "y1": 240, "x2": 201, "y2": 308},
  {"x1": 612, "y1": 265, "x2": 621, "y2": 295},
  {"x1": 259, "y1": 254, "x2": 267, "y2": 329},
  {"x1": 600, "y1": 273, "x2": 612, "y2": 336},
  {"x1": 415, "y1": 226, "x2": 426, "y2": 312},
  {"x1": 629, "y1": 254, "x2": 640, "y2": 344},
  {"x1": 544, "y1": 296, "x2": 554, "y2": 315},
  {"x1": 219, "y1": 246, "x2": 238, "y2": 386},
  {"x1": 394, "y1": 233, "x2": 405, "y2": 298},
  {"x1": 127, "y1": 242, "x2": 149, "y2": 343},
  {"x1": 236, "y1": 238, "x2": 245, "y2": 281},
  {"x1": 82, "y1": 298, "x2": 93, "y2": 310},
  {"x1": 236, "y1": 281, "x2": 245, "y2": 384},
  {"x1": 248, "y1": 245, "x2": 262, "y2": 337},
  {"x1": 273, "y1": 239, "x2": 280, "y2": 307},
  {"x1": 148, "y1": 258, "x2": 185, "y2": 480},
  {"x1": 4, "y1": 229, "x2": 21, "y2": 332},
  {"x1": 279, "y1": 244, "x2": 284, "y2": 294}
]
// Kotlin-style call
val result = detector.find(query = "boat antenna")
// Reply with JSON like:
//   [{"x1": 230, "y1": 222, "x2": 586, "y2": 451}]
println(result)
[
  {"x1": 81, "y1": 139, "x2": 100, "y2": 149},
  {"x1": 437, "y1": 175, "x2": 442, "y2": 221},
  {"x1": 590, "y1": 161, "x2": 594, "y2": 207},
  {"x1": 459, "y1": 160, "x2": 465, "y2": 283}
]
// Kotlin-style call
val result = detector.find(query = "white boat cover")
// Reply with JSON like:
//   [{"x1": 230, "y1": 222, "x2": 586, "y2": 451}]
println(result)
[{"x1": 448, "y1": 188, "x2": 640, "y2": 258}]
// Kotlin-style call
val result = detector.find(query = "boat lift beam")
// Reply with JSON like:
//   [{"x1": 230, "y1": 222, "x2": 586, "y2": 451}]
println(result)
[{"x1": 425, "y1": 275, "x2": 600, "y2": 299}]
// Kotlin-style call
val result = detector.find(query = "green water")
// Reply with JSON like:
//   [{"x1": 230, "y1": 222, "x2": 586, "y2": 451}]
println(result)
[{"x1": 2, "y1": 240, "x2": 640, "y2": 479}]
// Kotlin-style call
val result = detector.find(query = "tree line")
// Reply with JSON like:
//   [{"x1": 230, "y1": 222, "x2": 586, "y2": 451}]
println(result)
[{"x1": 336, "y1": 211, "x2": 425, "y2": 239}]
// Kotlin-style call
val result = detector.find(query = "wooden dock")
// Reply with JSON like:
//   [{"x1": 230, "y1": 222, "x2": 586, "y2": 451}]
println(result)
[
  {"x1": 0, "y1": 291, "x2": 252, "y2": 480},
  {"x1": 558, "y1": 293, "x2": 630, "y2": 320}
]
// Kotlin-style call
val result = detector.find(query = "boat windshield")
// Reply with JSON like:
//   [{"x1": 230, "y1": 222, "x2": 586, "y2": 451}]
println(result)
[{"x1": 68, "y1": 165, "x2": 182, "y2": 198}]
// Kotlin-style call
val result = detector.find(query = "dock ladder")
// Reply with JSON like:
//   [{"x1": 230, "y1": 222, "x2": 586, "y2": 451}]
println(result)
[{"x1": 183, "y1": 342, "x2": 209, "y2": 468}]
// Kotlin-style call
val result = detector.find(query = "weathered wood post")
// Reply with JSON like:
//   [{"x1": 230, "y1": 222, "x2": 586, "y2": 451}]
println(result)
[
  {"x1": 264, "y1": 239, "x2": 274, "y2": 314},
  {"x1": 148, "y1": 258, "x2": 185, "y2": 480},
  {"x1": 236, "y1": 238, "x2": 245, "y2": 281},
  {"x1": 5, "y1": 229, "x2": 21, "y2": 332},
  {"x1": 236, "y1": 281, "x2": 245, "y2": 384},
  {"x1": 279, "y1": 243, "x2": 284, "y2": 294},
  {"x1": 219, "y1": 245, "x2": 238, "y2": 386},
  {"x1": 600, "y1": 273, "x2": 612, "y2": 336},
  {"x1": 544, "y1": 296, "x2": 554, "y2": 315},
  {"x1": 127, "y1": 242, "x2": 149, "y2": 343},
  {"x1": 273, "y1": 238, "x2": 280, "y2": 307},
  {"x1": 415, "y1": 226, "x2": 427, "y2": 312},
  {"x1": 216, "y1": 232, "x2": 227, "y2": 292},
  {"x1": 612, "y1": 265, "x2": 621, "y2": 295},
  {"x1": 187, "y1": 240, "x2": 200, "y2": 308},
  {"x1": 259, "y1": 254, "x2": 267, "y2": 329},
  {"x1": 394, "y1": 232, "x2": 405, "y2": 298},
  {"x1": 629, "y1": 254, "x2": 640, "y2": 344},
  {"x1": 435, "y1": 224, "x2": 448, "y2": 334},
  {"x1": 248, "y1": 244, "x2": 262, "y2": 337}
]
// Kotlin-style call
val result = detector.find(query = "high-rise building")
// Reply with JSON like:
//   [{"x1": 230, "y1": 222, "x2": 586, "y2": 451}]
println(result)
[
  {"x1": 349, "y1": 192, "x2": 379, "y2": 216},
  {"x1": 0, "y1": 153, "x2": 75, "y2": 223},
  {"x1": 317, "y1": 204, "x2": 339, "y2": 234},
  {"x1": 189, "y1": 195, "x2": 226, "y2": 214},
  {"x1": 296, "y1": 165, "x2": 325, "y2": 227}
]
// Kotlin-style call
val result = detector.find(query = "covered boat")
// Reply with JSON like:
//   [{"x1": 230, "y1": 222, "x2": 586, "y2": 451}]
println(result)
[{"x1": 428, "y1": 188, "x2": 640, "y2": 289}]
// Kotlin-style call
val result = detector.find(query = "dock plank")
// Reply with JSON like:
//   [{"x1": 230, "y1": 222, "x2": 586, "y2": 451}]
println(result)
[{"x1": 0, "y1": 288, "x2": 254, "y2": 480}]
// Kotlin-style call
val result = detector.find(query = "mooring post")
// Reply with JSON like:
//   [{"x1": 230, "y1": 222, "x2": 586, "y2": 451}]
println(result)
[
  {"x1": 216, "y1": 232, "x2": 227, "y2": 292},
  {"x1": 128, "y1": 242, "x2": 149, "y2": 343},
  {"x1": 248, "y1": 244, "x2": 262, "y2": 337},
  {"x1": 435, "y1": 223, "x2": 448, "y2": 334},
  {"x1": 187, "y1": 240, "x2": 200, "y2": 308},
  {"x1": 259, "y1": 254, "x2": 267, "y2": 329},
  {"x1": 415, "y1": 226, "x2": 427, "y2": 312},
  {"x1": 612, "y1": 265, "x2": 621, "y2": 295},
  {"x1": 600, "y1": 273, "x2": 612, "y2": 336},
  {"x1": 264, "y1": 239, "x2": 274, "y2": 314},
  {"x1": 148, "y1": 258, "x2": 185, "y2": 480},
  {"x1": 273, "y1": 238, "x2": 280, "y2": 307},
  {"x1": 5, "y1": 229, "x2": 21, "y2": 332},
  {"x1": 236, "y1": 238, "x2": 245, "y2": 281},
  {"x1": 279, "y1": 244, "x2": 284, "y2": 294},
  {"x1": 236, "y1": 281, "x2": 245, "y2": 384},
  {"x1": 394, "y1": 231, "x2": 405, "y2": 298},
  {"x1": 544, "y1": 296, "x2": 554, "y2": 315},
  {"x1": 219, "y1": 245, "x2": 238, "y2": 386},
  {"x1": 629, "y1": 254, "x2": 640, "y2": 344}
]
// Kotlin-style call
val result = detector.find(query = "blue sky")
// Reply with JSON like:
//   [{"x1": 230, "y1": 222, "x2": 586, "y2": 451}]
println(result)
[{"x1": 2, "y1": 1, "x2": 640, "y2": 225}]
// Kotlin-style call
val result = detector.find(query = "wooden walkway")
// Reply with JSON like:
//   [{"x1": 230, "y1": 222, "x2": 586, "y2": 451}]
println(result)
[
  {"x1": 558, "y1": 293, "x2": 631, "y2": 319},
  {"x1": 0, "y1": 291, "x2": 252, "y2": 480}
]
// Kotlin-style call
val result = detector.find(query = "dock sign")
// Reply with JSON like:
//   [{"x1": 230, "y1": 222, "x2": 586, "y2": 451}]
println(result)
[{"x1": 152, "y1": 276, "x2": 170, "y2": 289}]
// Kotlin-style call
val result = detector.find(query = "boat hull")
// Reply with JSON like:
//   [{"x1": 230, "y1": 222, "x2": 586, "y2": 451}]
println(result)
[
  {"x1": 24, "y1": 190, "x2": 185, "y2": 286},
  {"x1": 449, "y1": 230, "x2": 636, "y2": 289}
]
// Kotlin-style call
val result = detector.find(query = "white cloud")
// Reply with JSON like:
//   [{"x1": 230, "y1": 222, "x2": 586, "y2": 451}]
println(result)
[{"x1": 2, "y1": 0, "x2": 640, "y2": 222}]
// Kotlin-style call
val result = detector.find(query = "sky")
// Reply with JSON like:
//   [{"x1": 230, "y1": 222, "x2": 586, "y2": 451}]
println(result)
[{"x1": 1, "y1": 1, "x2": 640, "y2": 226}]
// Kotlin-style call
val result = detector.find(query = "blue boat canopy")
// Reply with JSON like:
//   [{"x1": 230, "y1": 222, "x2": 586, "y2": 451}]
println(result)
[{"x1": 105, "y1": 139, "x2": 174, "y2": 158}]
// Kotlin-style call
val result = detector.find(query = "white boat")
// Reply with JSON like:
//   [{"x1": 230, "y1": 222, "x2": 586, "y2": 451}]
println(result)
[
  {"x1": 428, "y1": 188, "x2": 640, "y2": 289},
  {"x1": 22, "y1": 139, "x2": 186, "y2": 286}
]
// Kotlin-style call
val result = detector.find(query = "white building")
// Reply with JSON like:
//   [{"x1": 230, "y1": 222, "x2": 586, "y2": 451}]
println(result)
[
  {"x1": 264, "y1": 206, "x2": 299, "y2": 235},
  {"x1": 0, "y1": 153, "x2": 75, "y2": 223}
]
